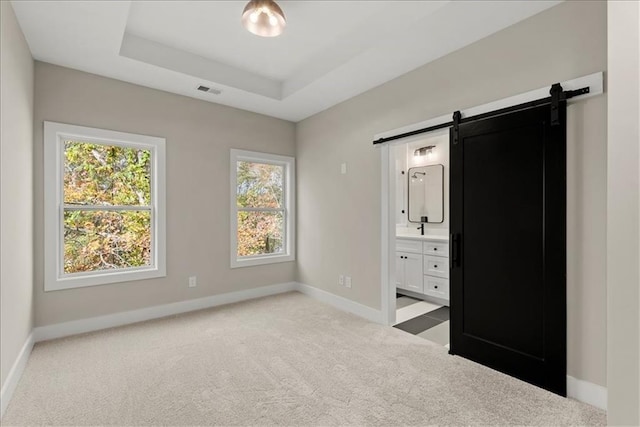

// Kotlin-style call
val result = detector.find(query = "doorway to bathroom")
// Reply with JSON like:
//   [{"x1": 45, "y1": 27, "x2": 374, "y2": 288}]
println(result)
[{"x1": 390, "y1": 129, "x2": 452, "y2": 348}]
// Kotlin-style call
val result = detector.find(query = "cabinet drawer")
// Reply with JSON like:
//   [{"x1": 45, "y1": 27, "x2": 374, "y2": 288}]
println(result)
[
  {"x1": 424, "y1": 255, "x2": 449, "y2": 278},
  {"x1": 396, "y1": 238, "x2": 422, "y2": 254},
  {"x1": 423, "y1": 241, "x2": 449, "y2": 258},
  {"x1": 424, "y1": 275, "x2": 449, "y2": 299}
]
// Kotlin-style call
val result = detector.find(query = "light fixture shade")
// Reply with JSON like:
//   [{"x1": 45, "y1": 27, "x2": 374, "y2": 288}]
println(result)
[
  {"x1": 242, "y1": 0, "x2": 286, "y2": 37},
  {"x1": 414, "y1": 145, "x2": 436, "y2": 157}
]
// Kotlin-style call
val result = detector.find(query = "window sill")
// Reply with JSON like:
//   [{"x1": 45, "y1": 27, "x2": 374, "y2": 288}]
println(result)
[
  {"x1": 230, "y1": 254, "x2": 295, "y2": 269},
  {"x1": 44, "y1": 266, "x2": 166, "y2": 292}
]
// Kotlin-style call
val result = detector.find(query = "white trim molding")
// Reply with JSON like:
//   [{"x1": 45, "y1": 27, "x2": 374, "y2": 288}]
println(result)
[
  {"x1": 380, "y1": 143, "x2": 397, "y2": 326},
  {"x1": 34, "y1": 282, "x2": 298, "y2": 342},
  {"x1": 0, "y1": 333, "x2": 34, "y2": 418},
  {"x1": 229, "y1": 149, "x2": 296, "y2": 269},
  {"x1": 33, "y1": 282, "x2": 383, "y2": 342},
  {"x1": 567, "y1": 375, "x2": 608, "y2": 411},
  {"x1": 43, "y1": 121, "x2": 167, "y2": 291},
  {"x1": 296, "y1": 282, "x2": 384, "y2": 324}
]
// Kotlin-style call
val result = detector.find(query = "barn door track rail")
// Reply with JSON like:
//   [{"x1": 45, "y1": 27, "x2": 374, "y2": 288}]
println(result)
[{"x1": 372, "y1": 72, "x2": 602, "y2": 146}]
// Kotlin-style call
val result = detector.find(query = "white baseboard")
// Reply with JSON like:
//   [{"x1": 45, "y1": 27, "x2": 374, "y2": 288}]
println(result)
[
  {"x1": 296, "y1": 282, "x2": 384, "y2": 324},
  {"x1": 567, "y1": 375, "x2": 607, "y2": 411},
  {"x1": 296, "y1": 284, "x2": 609, "y2": 412},
  {"x1": 34, "y1": 282, "x2": 298, "y2": 342},
  {"x1": 1, "y1": 332, "x2": 34, "y2": 418},
  {"x1": 32, "y1": 282, "x2": 384, "y2": 343},
  {"x1": 5, "y1": 284, "x2": 607, "y2": 417}
]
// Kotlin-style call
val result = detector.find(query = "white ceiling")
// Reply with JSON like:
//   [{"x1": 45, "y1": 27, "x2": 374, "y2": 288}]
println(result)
[{"x1": 11, "y1": 0, "x2": 561, "y2": 122}]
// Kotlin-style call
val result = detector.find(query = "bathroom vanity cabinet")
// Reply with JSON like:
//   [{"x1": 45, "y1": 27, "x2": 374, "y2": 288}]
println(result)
[{"x1": 396, "y1": 236, "x2": 449, "y2": 303}]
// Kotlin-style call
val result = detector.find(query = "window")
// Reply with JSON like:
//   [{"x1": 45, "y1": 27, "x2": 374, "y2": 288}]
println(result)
[
  {"x1": 230, "y1": 149, "x2": 295, "y2": 268},
  {"x1": 44, "y1": 122, "x2": 166, "y2": 291}
]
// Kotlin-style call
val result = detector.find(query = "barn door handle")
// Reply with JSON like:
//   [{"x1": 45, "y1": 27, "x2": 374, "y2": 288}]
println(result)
[{"x1": 450, "y1": 233, "x2": 461, "y2": 268}]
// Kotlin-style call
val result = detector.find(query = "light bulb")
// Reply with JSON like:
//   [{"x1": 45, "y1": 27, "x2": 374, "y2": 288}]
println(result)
[{"x1": 242, "y1": 0, "x2": 286, "y2": 37}]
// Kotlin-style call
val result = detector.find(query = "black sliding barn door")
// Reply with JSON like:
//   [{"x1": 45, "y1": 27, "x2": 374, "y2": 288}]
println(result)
[{"x1": 449, "y1": 104, "x2": 566, "y2": 396}]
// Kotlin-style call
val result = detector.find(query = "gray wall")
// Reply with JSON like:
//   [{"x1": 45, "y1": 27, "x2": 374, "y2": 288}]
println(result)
[
  {"x1": 33, "y1": 62, "x2": 296, "y2": 326},
  {"x1": 0, "y1": 2, "x2": 35, "y2": 388},
  {"x1": 296, "y1": 0, "x2": 607, "y2": 387},
  {"x1": 607, "y1": 1, "x2": 639, "y2": 424}
]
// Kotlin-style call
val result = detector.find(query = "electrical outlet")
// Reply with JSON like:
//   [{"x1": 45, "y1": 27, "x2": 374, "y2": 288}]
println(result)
[
  {"x1": 338, "y1": 275, "x2": 344, "y2": 286},
  {"x1": 188, "y1": 276, "x2": 197, "y2": 288},
  {"x1": 345, "y1": 276, "x2": 352, "y2": 288}
]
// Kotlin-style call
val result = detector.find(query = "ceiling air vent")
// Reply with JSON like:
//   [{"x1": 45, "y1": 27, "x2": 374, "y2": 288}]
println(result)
[{"x1": 196, "y1": 85, "x2": 222, "y2": 95}]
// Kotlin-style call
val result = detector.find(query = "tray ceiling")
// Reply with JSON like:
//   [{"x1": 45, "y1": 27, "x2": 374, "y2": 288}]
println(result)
[{"x1": 11, "y1": 0, "x2": 561, "y2": 121}]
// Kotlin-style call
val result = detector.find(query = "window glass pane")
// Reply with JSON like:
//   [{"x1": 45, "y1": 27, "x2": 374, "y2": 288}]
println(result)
[
  {"x1": 236, "y1": 161, "x2": 283, "y2": 208},
  {"x1": 63, "y1": 210, "x2": 151, "y2": 274},
  {"x1": 237, "y1": 211, "x2": 284, "y2": 257},
  {"x1": 64, "y1": 141, "x2": 151, "y2": 206}
]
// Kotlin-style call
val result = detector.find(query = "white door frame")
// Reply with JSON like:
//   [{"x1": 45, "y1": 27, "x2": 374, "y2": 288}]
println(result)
[
  {"x1": 377, "y1": 72, "x2": 603, "y2": 327},
  {"x1": 380, "y1": 143, "x2": 395, "y2": 326}
]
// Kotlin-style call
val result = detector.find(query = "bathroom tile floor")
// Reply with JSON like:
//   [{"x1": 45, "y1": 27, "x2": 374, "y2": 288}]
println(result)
[
  {"x1": 394, "y1": 295, "x2": 450, "y2": 347},
  {"x1": 395, "y1": 300, "x2": 441, "y2": 324}
]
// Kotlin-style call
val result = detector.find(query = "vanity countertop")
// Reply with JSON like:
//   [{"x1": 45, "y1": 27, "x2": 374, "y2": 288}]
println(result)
[{"x1": 395, "y1": 233, "x2": 449, "y2": 242}]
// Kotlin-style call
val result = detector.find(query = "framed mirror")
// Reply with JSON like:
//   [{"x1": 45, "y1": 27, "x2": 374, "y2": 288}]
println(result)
[{"x1": 408, "y1": 164, "x2": 444, "y2": 223}]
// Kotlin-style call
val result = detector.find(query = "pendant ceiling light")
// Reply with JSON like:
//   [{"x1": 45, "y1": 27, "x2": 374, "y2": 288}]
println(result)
[{"x1": 241, "y1": 0, "x2": 286, "y2": 37}]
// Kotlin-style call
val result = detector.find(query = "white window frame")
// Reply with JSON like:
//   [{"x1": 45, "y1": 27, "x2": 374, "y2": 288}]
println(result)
[
  {"x1": 230, "y1": 149, "x2": 295, "y2": 268},
  {"x1": 44, "y1": 121, "x2": 166, "y2": 291}
]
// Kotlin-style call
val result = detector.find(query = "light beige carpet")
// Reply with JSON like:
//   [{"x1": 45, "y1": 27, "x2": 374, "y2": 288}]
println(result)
[{"x1": 2, "y1": 292, "x2": 605, "y2": 426}]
